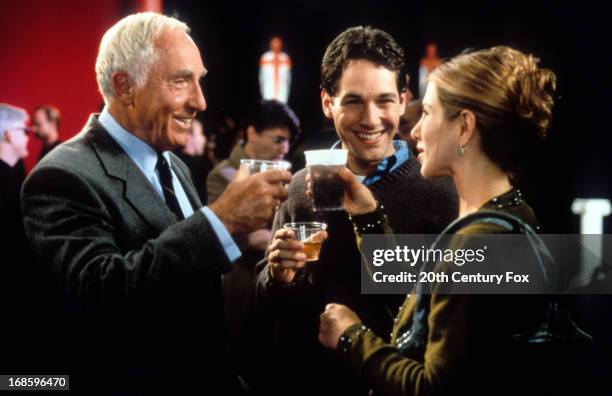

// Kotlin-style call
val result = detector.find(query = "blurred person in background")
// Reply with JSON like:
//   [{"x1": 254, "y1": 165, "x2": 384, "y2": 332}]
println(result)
[
  {"x1": 207, "y1": 99, "x2": 299, "y2": 202},
  {"x1": 395, "y1": 74, "x2": 420, "y2": 152},
  {"x1": 32, "y1": 104, "x2": 62, "y2": 161},
  {"x1": 213, "y1": 115, "x2": 243, "y2": 163},
  {"x1": 0, "y1": 103, "x2": 40, "y2": 371},
  {"x1": 174, "y1": 118, "x2": 213, "y2": 203},
  {"x1": 397, "y1": 99, "x2": 422, "y2": 153},
  {"x1": 0, "y1": 103, "x2": 29, "y2": 245}
]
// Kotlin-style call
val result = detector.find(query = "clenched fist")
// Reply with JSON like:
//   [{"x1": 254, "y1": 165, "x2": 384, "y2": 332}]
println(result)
[{"x1": 319, "y1": 303, "x2": 361, "y2": 349}]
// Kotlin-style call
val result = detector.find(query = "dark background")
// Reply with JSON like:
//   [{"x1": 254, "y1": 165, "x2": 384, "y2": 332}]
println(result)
[{"x1": 164, "y1": 0, "x2": 611, "y2": 234}]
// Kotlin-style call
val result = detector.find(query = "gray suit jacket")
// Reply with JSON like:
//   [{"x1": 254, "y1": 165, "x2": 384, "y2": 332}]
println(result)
[{"x1": 21, "y1": 115, "x2": 233, "y2": 392}]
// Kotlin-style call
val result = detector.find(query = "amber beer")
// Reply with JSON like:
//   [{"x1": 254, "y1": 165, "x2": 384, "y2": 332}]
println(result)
[
  {"x1": 304, "y1": 149, "x2": 348, "y2": 211},
  {"x1": 303, "y1": 240, "x2": 323, "y2": 262},
  {"x1": 283, "y1": 222, "x2": 328, "y2": 262}
]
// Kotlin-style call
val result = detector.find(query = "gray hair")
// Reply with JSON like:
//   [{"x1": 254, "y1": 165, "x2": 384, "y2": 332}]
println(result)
[
  {"x1": 95, "y1": 12, "x2": 190, "y2": 103},
  {"x1": 0, "y1": 104, "x2": 28, "y2": 139}
]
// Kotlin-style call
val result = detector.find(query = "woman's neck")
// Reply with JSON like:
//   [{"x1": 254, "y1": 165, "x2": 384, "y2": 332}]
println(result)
[{"x1": 453, "y1": 154, "x2": 512, "y2": 218}]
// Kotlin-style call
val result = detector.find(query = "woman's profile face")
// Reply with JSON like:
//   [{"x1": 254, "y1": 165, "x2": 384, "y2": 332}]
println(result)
[{"x1": 410, "y1": 81, "x2": 461, "y2": 178}]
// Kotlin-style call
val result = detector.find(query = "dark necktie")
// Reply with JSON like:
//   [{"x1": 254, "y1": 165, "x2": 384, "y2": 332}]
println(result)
[{"x1": 156, "y1": 152, "x2": 184, "y2": 220}]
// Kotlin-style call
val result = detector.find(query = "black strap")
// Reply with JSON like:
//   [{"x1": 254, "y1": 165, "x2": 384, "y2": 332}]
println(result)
[
  {"x1": 437, "y1": 210, "x2": 532, "y2": 236},
  {"x1": 156, "y1": 152, "x2": 184, "y2": 221}
]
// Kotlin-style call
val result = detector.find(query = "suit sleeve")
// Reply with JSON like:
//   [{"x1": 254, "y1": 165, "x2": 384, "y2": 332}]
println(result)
[{"x1": 21, "y1": 165, "x2": 232, "y2": 312}]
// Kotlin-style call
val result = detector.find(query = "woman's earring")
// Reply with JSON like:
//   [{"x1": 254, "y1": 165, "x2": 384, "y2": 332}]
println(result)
[{"x1": 459, "y1": 146, "x2": 466, "y2": 155}]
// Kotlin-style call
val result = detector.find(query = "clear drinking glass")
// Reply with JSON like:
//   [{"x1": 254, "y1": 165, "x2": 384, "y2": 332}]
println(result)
[
  {"x1": 239, "y1": 159, "x2": 291, "y2": 175},
  {"x1": 304, "y1": 149, "x2": 348, "y2": 211},
  {"x1": 282, "y1": 221, "x2": 328, "y2": 262}
]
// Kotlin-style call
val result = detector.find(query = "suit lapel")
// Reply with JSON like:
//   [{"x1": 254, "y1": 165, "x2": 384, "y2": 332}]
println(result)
[
  {"x1": 169, "y1": 152, "x2": 203, "y2": 210},
  {"x1": 84, "y1": 115, "x2": 177, "y2": 230}
]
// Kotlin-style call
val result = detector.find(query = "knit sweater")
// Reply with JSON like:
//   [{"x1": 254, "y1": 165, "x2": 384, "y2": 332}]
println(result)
[{"x1": 254, "y1": 156, "x2": 458, "y2": 395}]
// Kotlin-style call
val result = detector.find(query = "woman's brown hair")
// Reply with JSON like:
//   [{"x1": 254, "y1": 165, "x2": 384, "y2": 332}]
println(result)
[{"x1": 430, "y1": 46, "x2": 556, "y2": 175}]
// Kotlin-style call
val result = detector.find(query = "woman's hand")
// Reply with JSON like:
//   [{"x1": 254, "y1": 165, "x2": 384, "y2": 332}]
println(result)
[
  {"x1": 306, "y1": 167, "x2": 377, "y2": 216},
  {"x1": 337, "y1": 167, "x2": 378, "y2": 215},
  {"x1": 319, "y1": 303, "x2": 362, "y2": 349}
]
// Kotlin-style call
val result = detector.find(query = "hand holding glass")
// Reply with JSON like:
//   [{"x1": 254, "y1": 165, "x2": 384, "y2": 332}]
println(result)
[{"x1": 283, "y1": 222, "x2": 328, "y2": 262}]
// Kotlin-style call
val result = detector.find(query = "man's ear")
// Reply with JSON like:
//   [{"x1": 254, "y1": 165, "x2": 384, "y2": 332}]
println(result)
[
  {"x1": 111, "y1": 72, "x2": 135, "y2": 105},
  {"x1": 321, "y1": 90, "x2": 334, "y2": 119},
  {"x1": 399, "y1": 91, "x2": 408, "y2": 116},
  {"x1": 458, "y1": 109, "x2": 476, "y2": 147},
  {"x1": 2, "y1": 130, "x2": 13, "y2": 143}
]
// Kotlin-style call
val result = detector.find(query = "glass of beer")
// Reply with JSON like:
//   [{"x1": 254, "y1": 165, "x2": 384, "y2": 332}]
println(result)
[
  {"x1": 239, "y1": 159, "x2": 291, "y2": 175},
  {"x1": 283, "y1": 222, "x2": 328, "y2": 262},
  {"x1": 304, "y1": 149, "x2": 348, "y2": 211}
]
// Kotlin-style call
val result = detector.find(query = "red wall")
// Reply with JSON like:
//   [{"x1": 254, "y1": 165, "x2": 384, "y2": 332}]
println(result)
[{"x1": 0, "y1": 1, "x2": 121, "y2": 172}]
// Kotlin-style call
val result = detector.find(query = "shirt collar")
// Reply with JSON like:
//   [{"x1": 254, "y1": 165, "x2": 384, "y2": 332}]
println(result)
[
  {"x1": 387, "y1": 139, "x2": 410, "y2": 172},
  {"x1": 363, "y1": 140, "x2": 410, "y2": 185},
  {"x1": 99, "y1": 107, "x2": 163, "y2": 178}
]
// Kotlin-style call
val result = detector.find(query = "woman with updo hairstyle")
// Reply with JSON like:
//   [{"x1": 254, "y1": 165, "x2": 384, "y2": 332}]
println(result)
[
  {"x1": 427, "y1": 46, "x2": 556, "y2": 181},
  {"x1": 315, "y1": 47, "x2": 586, "y2": 395}
]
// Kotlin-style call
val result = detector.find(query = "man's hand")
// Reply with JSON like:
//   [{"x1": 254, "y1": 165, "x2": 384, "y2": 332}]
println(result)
[
  {"x1": 319, "y1": 303, "x2": 362, "y2": 349},
  {"x1": 268, "y1": 229, "x2": 308, "y2": 284},
  {"x1": 209, "y1": 169, "x2": 292, "y2": 234}
]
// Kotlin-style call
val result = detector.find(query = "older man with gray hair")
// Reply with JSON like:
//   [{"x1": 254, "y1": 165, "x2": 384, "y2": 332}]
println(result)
[
  {"x1": 21, "y1": 13, "x2": 291, "y2": 394},
  {"x1": 0, "y1": 104, "x2": 35, "y2": 372},
  {"x1": 0, "y1": 103, "x2": 29, "y2": 236}
]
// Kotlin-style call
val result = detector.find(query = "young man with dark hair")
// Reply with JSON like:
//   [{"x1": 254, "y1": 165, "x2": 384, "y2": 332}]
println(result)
[
  {"x1": 207, "y1": 99, "x2": 300, "y2": 202},
  {"x1": 255, "y1": 26, "x2": 458, "y2": 395}
]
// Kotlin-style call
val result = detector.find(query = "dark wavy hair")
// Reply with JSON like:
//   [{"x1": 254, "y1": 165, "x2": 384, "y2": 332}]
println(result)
[
  {"x1": 321, "y1": 26, "x2": 407, "y2": 96},
  {"x1": 245, "y1": 100, "x2": 301, "y2": 143}
]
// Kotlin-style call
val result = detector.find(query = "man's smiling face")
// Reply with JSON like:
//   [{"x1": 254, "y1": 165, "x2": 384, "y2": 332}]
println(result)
[
  {"x1": 133, "y1": 28, "x2": 207, "y2": 151},
  {"x1": 322, "y1": 59, "x2": 406, "y2": 173}
]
